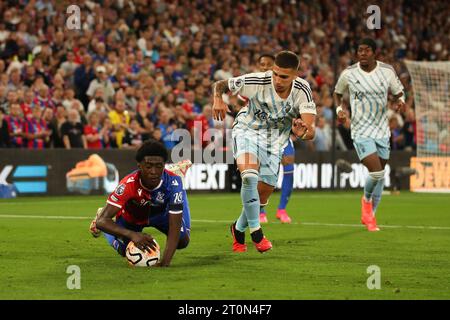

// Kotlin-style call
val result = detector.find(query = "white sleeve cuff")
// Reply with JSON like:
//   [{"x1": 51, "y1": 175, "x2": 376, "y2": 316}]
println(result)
[{"x1": 106, "y1": 200, "x2": 122, "y2": 208}]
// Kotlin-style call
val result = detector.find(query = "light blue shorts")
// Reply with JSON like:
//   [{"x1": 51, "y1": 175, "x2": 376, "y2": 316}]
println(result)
[
  {"x1": 232, "y1": 132, "x2": 282, "y2": 187},
  {"x1": 353, "y1": 137, "x2": 390, "y2": 161}
]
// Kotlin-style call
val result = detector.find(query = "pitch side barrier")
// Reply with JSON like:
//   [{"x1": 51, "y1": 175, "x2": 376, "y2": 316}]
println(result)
[{"x1": 0, "y1": 149, "x2": 414, "y2": 196}]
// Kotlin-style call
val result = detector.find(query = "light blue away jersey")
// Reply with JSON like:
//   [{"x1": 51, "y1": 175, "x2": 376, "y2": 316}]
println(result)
[
  {"x1": 334, "y1": 61, "x2": 404, "y2": 139},
  {"x1": 228, "y1": 71, "x2": 316, "y2": 154}
]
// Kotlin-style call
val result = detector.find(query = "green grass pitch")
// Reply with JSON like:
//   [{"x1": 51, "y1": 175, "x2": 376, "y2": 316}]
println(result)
[{"x1": 0, "y1": 191, "x2": 449, "y2": 300}]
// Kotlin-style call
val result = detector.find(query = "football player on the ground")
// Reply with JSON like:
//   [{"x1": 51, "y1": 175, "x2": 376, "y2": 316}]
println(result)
[{"x1": 89, "y1": 139, "x2": 192, "y2": 267}]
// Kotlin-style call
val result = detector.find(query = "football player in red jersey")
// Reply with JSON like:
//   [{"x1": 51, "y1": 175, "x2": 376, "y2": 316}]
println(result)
[{"x1": 91, "y1": 139, "x2": 191, "y2": 267}]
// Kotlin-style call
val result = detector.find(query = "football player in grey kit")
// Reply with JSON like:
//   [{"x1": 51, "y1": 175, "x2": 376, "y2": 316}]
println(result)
[
  {"x1": 334, "y1": 38, "x2": 406, "y2": 232},
  {"x1": 212, "y1": 51, "x2": 317, "y2": 252}
]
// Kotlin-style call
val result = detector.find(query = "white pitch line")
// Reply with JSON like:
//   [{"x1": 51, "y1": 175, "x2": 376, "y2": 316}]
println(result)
[
  {"x1": 300, "y1": 222, "x2": 450, "y2": 230},
  {"x1": 0, "y1": 199, "x2": 105, "y2": 205},
  {"x1": 0, "y1": 193, "x2": 448, "y2": 205},
  {"x1": 0, "y1": 214, "x2": 449, "y2": 231},
  {"x1": 190, "y1": 219, "x2": 450, "y2": 230},
  {"x1": 0, "y1": 214, "x2": 91, "y2": 220}
]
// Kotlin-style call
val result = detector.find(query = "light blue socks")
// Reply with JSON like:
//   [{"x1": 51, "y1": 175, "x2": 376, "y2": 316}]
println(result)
[{"x1": 240, "y1": 169, "x2": 260, "y2": 232}]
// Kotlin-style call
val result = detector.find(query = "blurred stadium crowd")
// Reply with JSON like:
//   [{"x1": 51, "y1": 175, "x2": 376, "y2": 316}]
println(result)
[{"x1": 0, "y1": 0, "x2": 448, "y2": 152}]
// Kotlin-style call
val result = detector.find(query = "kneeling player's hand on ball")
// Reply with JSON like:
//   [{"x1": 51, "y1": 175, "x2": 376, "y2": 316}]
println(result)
[{"x1": 131, "y1": 232, "x2": 157, "y2": 252}]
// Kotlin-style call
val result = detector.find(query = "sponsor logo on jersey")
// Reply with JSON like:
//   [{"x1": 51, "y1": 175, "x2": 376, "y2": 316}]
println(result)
[
  {"x1": 354, "y1": 91, "x2": 385, "y2": 100},
  {"x1": 171, "y1": 179, "x2": 179, "y2": 186},
  {"x1": 111, "y1": 195, "x2": 119, "y2": 201},
  {"x1": 137, "y1": 188, "x2": 142, "y2": 196},
  {"x1": 140, "y1": 198, "x2": 152, "y2": 206},
  {"x1": 126, "y1": 177, "x2": 135, "y2": 183}
]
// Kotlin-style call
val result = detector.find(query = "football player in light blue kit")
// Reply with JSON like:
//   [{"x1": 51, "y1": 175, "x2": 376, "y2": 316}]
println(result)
[
  {"x1": 237, "y1": 53, "x2": 297, "y2": 224},
  {"x1": 334, "y1": 38, "x2": 406, "y2": 232},
  {"x1": 213, "y1": 51, "x2": 317, "y2": 252},
  {"x1": 252, "y1": 54, "x2": 296, "y2": 224}
]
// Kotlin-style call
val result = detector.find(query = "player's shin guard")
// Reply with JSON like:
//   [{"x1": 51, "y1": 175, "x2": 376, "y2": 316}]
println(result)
[
  {"x1": 240, "y1": 169, "x2": 260, "y2": 232},
  {"x1": 278, "y1": 166, "x2": 294, "y2": 210},
  {"x1": 364, "y1": 170, "x2": 385, "y2": 200},
  {"x1": 372, "y1": 178, "x2": 385, "y2": 215}
]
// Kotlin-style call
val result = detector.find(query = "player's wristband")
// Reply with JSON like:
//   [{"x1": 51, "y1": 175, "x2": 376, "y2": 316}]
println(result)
[{"x1": 336, "y1": 106, "x2": 343, "y2": 115}]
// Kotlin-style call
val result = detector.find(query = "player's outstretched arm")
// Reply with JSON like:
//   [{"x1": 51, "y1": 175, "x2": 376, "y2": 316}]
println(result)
[
  {"x1": 96, "y1": 204, "x2": 157, "y2": 253},
  {"x1": 158, "y1": 213, "x2": 183, "y2": 267},
  {"x1": 212, "y1": 80, "x2": 231, "y2": 121}
]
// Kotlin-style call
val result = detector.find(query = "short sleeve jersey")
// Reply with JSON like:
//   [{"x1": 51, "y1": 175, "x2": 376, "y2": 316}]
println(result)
[
  {"x1": 228, "y1": 71, "x2": 316, "y2": 154},
  {"x1": 334, "y1": 61, "x2": 404, "y2": 139},
  {"x1": 106, "y1": 169, "x2": 185, "y2": 225}
]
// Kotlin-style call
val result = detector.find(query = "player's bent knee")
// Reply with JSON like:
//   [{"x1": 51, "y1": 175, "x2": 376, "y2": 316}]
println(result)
[
  {"x1": 177, "y1": 236, "x2": 190, "y2": 249},
  {"x1": 368, "y1": 170, "x2": 385, "y2": 180}
]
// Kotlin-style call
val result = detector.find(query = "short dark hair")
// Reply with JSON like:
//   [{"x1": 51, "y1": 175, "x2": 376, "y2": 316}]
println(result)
[
  {"x1": 258, "y1": 53, "x2": 275, "y2": 63},
  {"x1": 135, "y1": 139, "x2": 169, "y2": 163},
  {"x1": 358, "y1": 37, "x2": 377, "y2": 52},
  {"x1": 274, "y1": 51, "x2": 300, "y2": 70}
]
